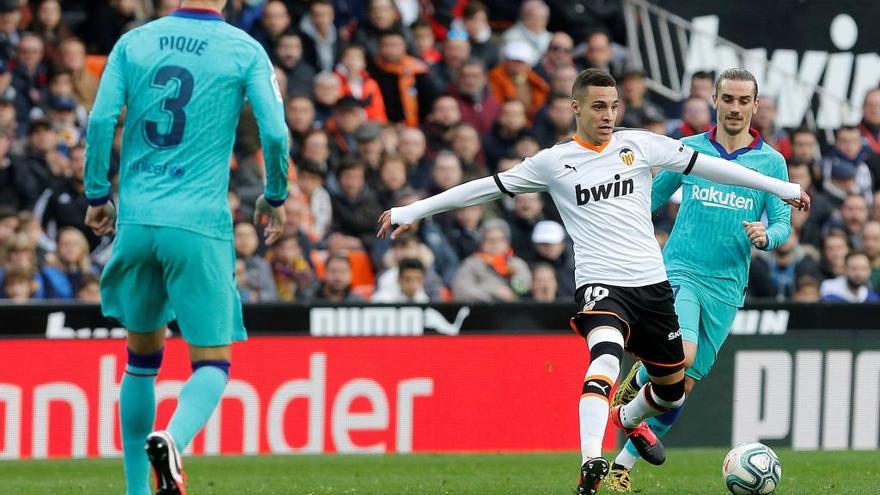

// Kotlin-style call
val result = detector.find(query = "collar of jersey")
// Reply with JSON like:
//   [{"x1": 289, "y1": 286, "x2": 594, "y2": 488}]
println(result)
[
  {"x1": 171, "y1": 8, "x2": 224, "y2": 21},
  {"x1": 571, "y1": 134, "x2": 610, "y2": 153},
  {"x1": 707, "y1": 126, "x2": 763, "y2": 160}
]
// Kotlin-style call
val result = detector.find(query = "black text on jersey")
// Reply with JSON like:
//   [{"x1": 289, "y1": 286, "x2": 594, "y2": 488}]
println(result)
[{"x1": 575, "y1": 174, "x2": 635, "y2": 206}]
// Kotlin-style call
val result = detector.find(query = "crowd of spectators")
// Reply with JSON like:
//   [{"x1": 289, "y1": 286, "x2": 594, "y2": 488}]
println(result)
[{"x1": 0, "y1": 0, "x2": 878, "y2": 305}]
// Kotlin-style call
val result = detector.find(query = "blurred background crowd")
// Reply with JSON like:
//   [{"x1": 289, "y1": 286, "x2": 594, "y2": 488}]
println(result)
[{"x1": 0, "y1": 0, "x2": 878, "y2": 305}]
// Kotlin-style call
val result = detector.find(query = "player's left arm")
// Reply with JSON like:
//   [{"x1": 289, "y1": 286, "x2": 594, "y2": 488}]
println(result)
[
  {"x1": 246, "y1": 45, "x2": 290, "y2": 244},
  {"x1": 83, "y1": 36, "x2": 127, "y2": 234},
  {"x1": 645, "y1": 133, "x2": 810, "y2": 211},
  {"x1": 756, "y1": 155, "x2": 793, "y2": 251},
  {"x1": 245, "y1": 47, "x2": 289, "y2": 206},
  {"x1": 651, "y1": 171, "x2": 683, "y2": 212}
]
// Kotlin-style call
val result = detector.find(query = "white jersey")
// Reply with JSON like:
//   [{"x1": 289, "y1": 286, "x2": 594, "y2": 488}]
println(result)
[{"x1": 495, "y1": 129, "x2": 698, "y2": 288}]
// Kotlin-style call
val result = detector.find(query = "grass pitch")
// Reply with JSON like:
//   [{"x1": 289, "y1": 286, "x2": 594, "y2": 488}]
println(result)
[{"x1": 1, "y1": 449, "x2": 876, "y2": 494}]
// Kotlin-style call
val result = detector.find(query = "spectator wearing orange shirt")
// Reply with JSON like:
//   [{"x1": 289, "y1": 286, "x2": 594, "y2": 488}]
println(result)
[
  {"x1": 488, "y1": 41, "x2": 549, "y2": 122},
  {"x1": 335, "y1": 44, "x2": 386, "y2": 123},
  {"x1": 369, "y1": 30, "x2": 435, "y2": 127}
]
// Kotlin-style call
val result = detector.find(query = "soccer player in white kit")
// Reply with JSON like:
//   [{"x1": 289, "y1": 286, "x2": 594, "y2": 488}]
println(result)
[{"x1": 377, "y1": 69, "x2": 809, "y2": 495}]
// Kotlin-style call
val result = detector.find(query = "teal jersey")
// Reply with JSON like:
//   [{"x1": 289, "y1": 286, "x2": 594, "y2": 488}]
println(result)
[
  {"x1": 652, "y1": 129, "x2": 791, "y2": 306},
  {"x1": 84, "y1": 9, "x2": 289, "y2": 240}
]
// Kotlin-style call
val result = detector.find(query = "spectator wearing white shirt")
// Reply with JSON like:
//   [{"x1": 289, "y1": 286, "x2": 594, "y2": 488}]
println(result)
[
  {"x1": 820, "y1": 252, "x2": 880, "y2": 303},
  {"x1": 372, "y1": 257, "x2": 430, "y2": 303}
]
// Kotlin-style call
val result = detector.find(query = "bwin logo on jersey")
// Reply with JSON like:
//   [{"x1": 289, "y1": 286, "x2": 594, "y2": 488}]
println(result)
[
  {"x1": 619, "y1": 147, "x2": 635, "y2": 166},
  {"x1": 692, "y1": 185, "x2": 755, "y2": 210},
  {"x1": 576, "y1": 174, "x2": 634, "y2": 205}
]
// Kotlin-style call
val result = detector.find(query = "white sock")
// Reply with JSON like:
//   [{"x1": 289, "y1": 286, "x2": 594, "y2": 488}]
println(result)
[
  {"x1": 579, "y1": 327, "x2": 623, "y2": 464},
  {"x1": 619, "y1": 383, "x2": 684, "y2": 428},
  {"x1": 614, "y1": 448, "x2": 639, "y2": 469}
]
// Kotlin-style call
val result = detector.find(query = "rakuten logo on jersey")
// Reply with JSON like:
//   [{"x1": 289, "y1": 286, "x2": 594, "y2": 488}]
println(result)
[
  {"x1": 691, "y1": 185, "x2": 755, "y2": 211},
  {"x1": 576, "y1": 174, "x2": 634, "y2": 205}
]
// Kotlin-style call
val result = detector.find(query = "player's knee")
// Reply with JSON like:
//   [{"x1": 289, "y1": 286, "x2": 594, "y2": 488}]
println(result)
[
  {"x1": 127, "y1": 328, "x2": 166, "y2": 354},
  {"x1": 684, "y1": 376, "x2": 697, "y2": 395},
  {"x1": 682, "y1": 341, "x2": 697, "y2": 369},
  {"x1": 649, "y1": 379, "x2": 685, "y2": 410},
  {"x1": 643, "y1": 362, "x2": 685, "y2": 384}
]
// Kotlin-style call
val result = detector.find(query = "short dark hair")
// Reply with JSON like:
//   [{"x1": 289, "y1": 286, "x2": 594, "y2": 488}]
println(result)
[
  {"x1": 715, "y1": 68, "x2": 758, "y2": 98},
  {"x1": 585, "y1": 28, "x2": 610, "y2": 43},
  {"x1": 463, "y1": 0, "x2": 487, "y2": 19},
  {"x1": 835, "y1": 124, "x2": 860, "y2": 136},
  {"x1": 790, "y1": 127, "x2": 816, "y2": 141},
  {"x1": 571, "y1": 68, "x2": 616, "y2": 101},
  {"x1": 692, "y1": 70, "x2": 714, "y2": 81},
  {"x1": 326, "y1": 253, "x2": 351, "y2": 269},
  {"x1": 310, "y1": 0, "x2": 333, "y2": 9},
  {"x1": 340, "y1": 44, "x2": 365, "y2": 59},
  {"x1": 460, "y1": 58, "x2": 486, "y2": 72},
  {"x1": 379, "y1": 29, "x2": 405, "y2": 41},
  {"x1": 398, "y1": 257, "x2": 425, "y2": 275},
  {"x1": 412, "y1": 18, "x2": 432, "y2": 31},
  {"x1": 337, "y1": 157, "x2": 365, "y2": 176}
]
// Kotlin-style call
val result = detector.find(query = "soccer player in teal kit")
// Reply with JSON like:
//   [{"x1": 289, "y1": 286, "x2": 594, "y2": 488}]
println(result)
[
  {"x1": 605, "y1": 69, "x2": 792, "y2": 492},
  {"x1": 83, "y1": 1, "x2": 288, "y2": 493}
]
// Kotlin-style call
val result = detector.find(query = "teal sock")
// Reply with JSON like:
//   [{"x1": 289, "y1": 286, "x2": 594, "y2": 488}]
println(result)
[
  {"x1": 636, "y1": 364, "x2": 649, "y2": 387},
  {"x1": 166, "y1": 361, "x2": 229, "y2": 450},
  {"x1": 120, "y1": 348, "x2": 163, "y2": 495}
]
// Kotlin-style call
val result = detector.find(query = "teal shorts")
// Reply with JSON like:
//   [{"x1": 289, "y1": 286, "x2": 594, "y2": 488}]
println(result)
[
  {"x1": 100, "y1": 224, "x2": 246, "y2": 346},
  {"x1": 671, "y1": 282, "x2": 737, "y2": 381}
]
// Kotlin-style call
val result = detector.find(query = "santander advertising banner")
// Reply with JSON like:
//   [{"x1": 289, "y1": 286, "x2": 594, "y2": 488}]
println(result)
[{"x1": 0, "y1": 335, "x2": 615, "y2": 460}]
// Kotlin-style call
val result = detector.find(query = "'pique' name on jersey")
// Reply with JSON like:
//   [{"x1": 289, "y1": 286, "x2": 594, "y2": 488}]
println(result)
[
  {"x1": 576, "y1": 174, "x2": 635, "y2": 205},
  {"x1": 691, "y1": 185, "x2": 755, "y2": 211}
]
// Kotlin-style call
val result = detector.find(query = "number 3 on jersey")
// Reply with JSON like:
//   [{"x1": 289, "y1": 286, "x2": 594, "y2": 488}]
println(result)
[{"x1": 145, "y1": 65, "x2": 193, "y2": 148}]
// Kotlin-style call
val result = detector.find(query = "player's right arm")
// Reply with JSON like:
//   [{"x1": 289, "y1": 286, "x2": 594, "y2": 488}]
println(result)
[
  {"x1": 245, "y1": 45, "x2": 289, "y2": 244},
  {"x1": 651, "y1": 171, "x2": 683, "y2": 212},
  {"x1": 378, "y1": 153, "x2": 549, "y2": 239},
  {"x1": 84, "y1": 36, "x2": 127, "y2": 234}
]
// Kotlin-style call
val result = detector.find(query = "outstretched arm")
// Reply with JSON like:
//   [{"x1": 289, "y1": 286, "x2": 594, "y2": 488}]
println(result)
[
  {"x1": 688, "y1": 153, "x2": 809, "y2": 210},
  {"x1": 645, "y1": 132, "x2": 809, "y2": 210},
  {"x1": 379, "y1": 153, "x2": 549, "y2": 239},
  {"x1": 379, "y1": 176, "x2": 504, "y2": 239}
]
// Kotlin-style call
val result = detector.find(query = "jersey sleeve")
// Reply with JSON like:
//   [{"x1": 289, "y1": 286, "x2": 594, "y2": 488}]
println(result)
[
  {"x1": 244, "y1": 45, "x2": 289, "y2": 206},
  {"x1": 651, "y1": 170, "x2": 683, "y2": 212},
  {"x1": 494, "y1": 152, "x2": 551, "y2": 196},
  {"x1": 641, "y1": 132, "x2": 699, "y2": 174},
  {"x1": 760, "y1": 154, "x2": 793, "y2": 251},
  {"x1": 84, "y1": 37, "x2": 128, "y2": 205}
]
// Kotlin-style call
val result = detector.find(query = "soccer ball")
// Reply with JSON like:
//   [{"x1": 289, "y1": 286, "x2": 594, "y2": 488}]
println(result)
[{"x1": 722, "y1": 443, "x2": 782, "y2": 495}]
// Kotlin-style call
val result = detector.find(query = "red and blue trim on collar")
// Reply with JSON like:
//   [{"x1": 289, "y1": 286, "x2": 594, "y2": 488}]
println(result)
[
  {"x1": 170, "y1": 8, "x2": 224, "y2": 21},
  {"x1": 707, "y1": 125, "x2": 763, "y2": 160}
]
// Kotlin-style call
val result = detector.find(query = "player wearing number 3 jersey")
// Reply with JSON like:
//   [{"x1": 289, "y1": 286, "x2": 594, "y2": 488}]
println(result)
[
  {"x1": 83, "y1": 1, "x2": 288, "y2": 494},
  {"x1": 376, "y1": 69, "x2": 810, "y2": 495}
]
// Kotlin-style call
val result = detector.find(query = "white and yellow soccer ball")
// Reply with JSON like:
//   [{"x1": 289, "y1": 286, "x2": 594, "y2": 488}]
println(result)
[{"x1": 722, "y1": 443, "x2": 782, "y2": 495}]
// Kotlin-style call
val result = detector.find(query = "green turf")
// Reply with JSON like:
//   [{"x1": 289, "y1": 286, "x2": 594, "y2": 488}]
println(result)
[{"x1": 1, "y1": 449, "x2": 876, "y2": 494}]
